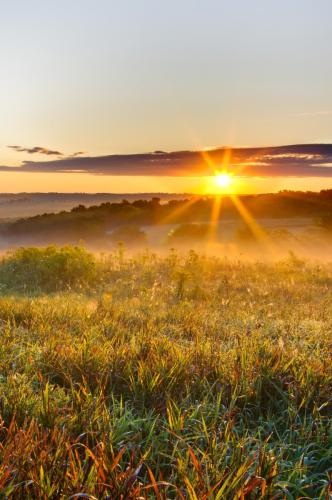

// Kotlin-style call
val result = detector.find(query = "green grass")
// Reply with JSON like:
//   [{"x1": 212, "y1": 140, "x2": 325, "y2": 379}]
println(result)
[{"x1": 0, "y1": 246, "x2": 331, "y2": 498}]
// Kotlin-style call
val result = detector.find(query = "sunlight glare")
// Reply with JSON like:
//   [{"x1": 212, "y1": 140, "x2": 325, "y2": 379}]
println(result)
[{"x1": 215, "y1": 173, "x2": 232, "y2": 189}]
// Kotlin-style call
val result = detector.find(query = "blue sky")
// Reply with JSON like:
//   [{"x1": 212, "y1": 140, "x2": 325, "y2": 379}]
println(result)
[{"x1": 0, "y1": 0, "x2": 331, "y2": 192}]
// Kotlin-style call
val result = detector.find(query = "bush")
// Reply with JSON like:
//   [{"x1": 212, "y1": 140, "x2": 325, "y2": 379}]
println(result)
[{"x1": 0, "y1": 245, "x2": 97, "y2": 293}]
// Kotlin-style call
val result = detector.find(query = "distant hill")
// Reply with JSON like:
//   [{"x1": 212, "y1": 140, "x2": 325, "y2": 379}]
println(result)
[
  {"x1": 2, "y1": 190, "x2": 332, "y2": 248},
  {"x1": 0, "y1": 192, "x2": 189, "y2": 220}
]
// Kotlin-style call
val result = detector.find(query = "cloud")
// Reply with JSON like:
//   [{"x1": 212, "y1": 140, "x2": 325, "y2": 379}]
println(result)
[
  {"x1": 292, "y1": 110, "x2": 332, "y2": 117},
  {"x1": 1, "y1": 144, "x2": 332, "y2": 177},
  {"x1": 8, "y1": 145, "x2": 63, "y2": 156},
  {"x1": 70, "y1": 151, "x2": 86, "y2": 157}
]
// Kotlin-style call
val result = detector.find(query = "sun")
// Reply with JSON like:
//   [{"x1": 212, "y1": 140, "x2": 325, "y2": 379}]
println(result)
[
  {"x1": 202, "y1": 169, "x2": 236, "y2": 195},
  {"x1": 214, "y1": 172, "x2": 232, "y2": 189}
]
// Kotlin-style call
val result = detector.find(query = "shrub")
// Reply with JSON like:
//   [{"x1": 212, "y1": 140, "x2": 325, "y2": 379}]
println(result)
[{"x1": 0, "y1": 245, "x2": 97, "y2": 293}]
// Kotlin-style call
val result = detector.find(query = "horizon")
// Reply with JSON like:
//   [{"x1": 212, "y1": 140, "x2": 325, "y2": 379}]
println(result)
[
  {"x1": 2, "y1": 142, "x2": 332, "y2": 194},
  {"x1": 2, "y1": 183, "x2": 332, "y2": 197}
]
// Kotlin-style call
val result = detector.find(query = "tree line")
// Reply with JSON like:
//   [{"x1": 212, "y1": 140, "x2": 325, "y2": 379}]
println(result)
[{"x1": 2, "y1": 190, "x2": 332, "y2": 243}]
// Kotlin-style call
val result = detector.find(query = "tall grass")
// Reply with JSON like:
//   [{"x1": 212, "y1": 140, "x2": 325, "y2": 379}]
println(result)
[{"x1": 0, "y1": 246, "x2": 331, "y2": 498}]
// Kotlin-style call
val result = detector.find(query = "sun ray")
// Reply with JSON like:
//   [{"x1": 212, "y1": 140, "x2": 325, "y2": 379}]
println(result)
[
  {"x1": 230, "y1": 194, "x2": 277, "y2": 253},
  {"x1": 200, "y1": 147, "x2": 232, "y2": 176},
  {"x1": 206, "y1": 195, "x2": 223, "y2": 243},
  {"x1": 200, "y1": 149, "x2": 233, "y2": 245},
  {"x1": 200, "y1": 149, "x2": 217, "y2": 173},
  {"x1": 199, "y1": 147, "x2": 278, "y2": 254},
  {"x1": 159, "y1": 196, "x2": 199, "y2": 225}
]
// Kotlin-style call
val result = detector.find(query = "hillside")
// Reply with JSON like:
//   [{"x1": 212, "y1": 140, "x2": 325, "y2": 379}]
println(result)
[
  {"x1": 0, "y1": 192, "x2": 188, "y2": 220},
  {"x1": 2, "y1": 190, "x2": 332, "y2": 248}
]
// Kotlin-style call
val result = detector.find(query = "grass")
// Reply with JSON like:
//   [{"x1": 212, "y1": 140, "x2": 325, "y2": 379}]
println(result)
[{"x1": 0, "y1": 246, "x2": 331, "y2": 498}]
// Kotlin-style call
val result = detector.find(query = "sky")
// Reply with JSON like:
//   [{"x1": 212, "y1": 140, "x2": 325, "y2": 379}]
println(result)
[{"x1": 1, "y1": 0, "x2": 332, "y2": 193}]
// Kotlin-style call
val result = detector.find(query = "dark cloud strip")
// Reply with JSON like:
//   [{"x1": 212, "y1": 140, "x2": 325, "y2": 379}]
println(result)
[
  {"x1": 70, "y1": 151, "x2": 85, "y2": 157},
  {"x1": 2, "y1": 144, "x2": 332, "y2": 177},
  {"x1": 8, "y1": 145, "x2": 63, "y2": 156}
]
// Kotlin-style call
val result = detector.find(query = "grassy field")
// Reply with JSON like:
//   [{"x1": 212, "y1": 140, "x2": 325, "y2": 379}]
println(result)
[{"x1": 0, "y1": 246, "x2": 331, "y2": 498}]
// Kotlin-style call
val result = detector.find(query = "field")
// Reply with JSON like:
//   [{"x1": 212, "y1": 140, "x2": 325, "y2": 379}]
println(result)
[{"x1": 0, "y1": 246, "x2": 331, "y2": 498}]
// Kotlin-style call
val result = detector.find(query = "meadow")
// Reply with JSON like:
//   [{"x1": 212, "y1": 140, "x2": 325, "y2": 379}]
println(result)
[{"x1": 0, "y1": 245, "x2": 331, "y2": 498}]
